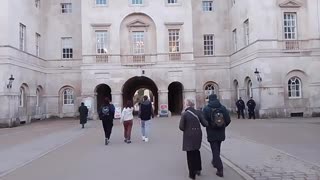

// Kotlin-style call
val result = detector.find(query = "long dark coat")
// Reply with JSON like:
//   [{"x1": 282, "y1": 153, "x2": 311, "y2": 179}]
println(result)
[
  {"x1": 79, "y1": 105, "x2": 88, "y2": 124},
  {"x1": 179, "y1": 107, "x2": 208, "y2": 151},
  {"x1": 203, "y1": 97, "x2": 231, "y2": 142}
]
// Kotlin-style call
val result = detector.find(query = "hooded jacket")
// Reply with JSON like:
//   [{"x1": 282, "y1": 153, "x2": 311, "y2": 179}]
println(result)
[{"x1": 139, "y1": 100, "x2": 154, "y2": 121}]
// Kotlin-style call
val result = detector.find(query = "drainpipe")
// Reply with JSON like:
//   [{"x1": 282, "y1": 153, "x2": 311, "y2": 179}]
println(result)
[{"x1": 318, "y1": 0, "x2": 320, "y2": 38}]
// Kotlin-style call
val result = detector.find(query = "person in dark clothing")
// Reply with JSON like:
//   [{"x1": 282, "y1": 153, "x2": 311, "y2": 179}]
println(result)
[
  {"x1": 179, "y1": 99, "x2": 208, "y2": 180},
  {"x1": 235, "y1": 97, "x2": 245, "y2": 119},
  {"x1": 98, "y1": 97, "x2": 115, "y2": 145},
  {"x1": 203, "y1": 94, "x2": 231, "y2": 177},
  {"x1": 78, "y1": 102, "x2": 88, "y2": 129},
  {"x1": 138, "y1": 95, "x2": 154, "y2": 142},
  {"x1": 247, "y1": 97, "x2": 256, "y2": 119}
]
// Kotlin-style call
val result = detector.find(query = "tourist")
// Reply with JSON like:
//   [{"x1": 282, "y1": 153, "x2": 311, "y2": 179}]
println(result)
[
  {"x1": 98, "y1": 97, "x2": 115, "y2": 145},
  {"x1": 236, "y1": 97, "x2": 245, "y2": 119},
  {"x1": 138, "y1": 95, "x2": 154, "y2": 142},
  {"x1": 78, "y1": 102, "x2": 88, "y2": 129},
  {"x1": 120, "y1": 100, "x2": 134, "y2": 144}
]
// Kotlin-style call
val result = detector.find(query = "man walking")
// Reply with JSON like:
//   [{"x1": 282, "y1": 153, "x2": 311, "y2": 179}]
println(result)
[
  {"x1": 235, "y1": 97, "x2": 245, "y2": 119},
  {"x1": 78, "y1": 102, "x2": 88, "y2": 129},
  {"x1": 98, "y1": 97, "x2": 115, "y2": 145},
  {"x1": 203, "y1": 94, "x2": 231, "y2": 177},
  {"x1": 247, "y1": 97, "x2": 256, "y2": 119},
  {"x1": 139, "y1": 95, "x2": 154, "y2": 142}
]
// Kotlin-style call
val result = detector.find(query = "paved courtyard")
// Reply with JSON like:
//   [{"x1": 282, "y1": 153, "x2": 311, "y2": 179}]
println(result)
[{"x1": 0, "y1": 116, "x2": 320, "y2": 180}]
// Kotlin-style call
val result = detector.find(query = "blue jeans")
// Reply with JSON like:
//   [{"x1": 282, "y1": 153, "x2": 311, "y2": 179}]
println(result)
[{"x1": 141, "y1": 120, "x2": 151, "y2": 138}]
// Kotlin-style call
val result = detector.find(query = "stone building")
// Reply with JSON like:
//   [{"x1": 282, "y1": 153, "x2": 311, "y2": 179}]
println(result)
[{"x1": 0, "y1": 0, "x2": 319, "y2": 127}]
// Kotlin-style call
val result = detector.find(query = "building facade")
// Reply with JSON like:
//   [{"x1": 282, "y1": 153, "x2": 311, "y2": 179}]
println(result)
[{"x1": 0, "y1": 0, "x2": 320, "y2": 127}]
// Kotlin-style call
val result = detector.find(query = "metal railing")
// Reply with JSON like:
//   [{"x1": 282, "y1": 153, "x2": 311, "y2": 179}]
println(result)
[
  {"x1": 284, "y1": 40, "x2": 300, "y2": 50},
  {"x1": 95, "y1": 54, "x2": 109, "y2": 63},
  {"x1": 169, "y1": 52, "x2": 181, "y2": 60}
]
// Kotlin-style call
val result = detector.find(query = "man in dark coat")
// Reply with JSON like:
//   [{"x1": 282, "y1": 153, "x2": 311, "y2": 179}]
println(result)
[
  {"x1": 179, "y1": 99, "x2": 208, "y2": 180},
  {"x1": 78, "y1": 102, "x2": 88, "y2": 129},
  {"x1": 247, "y1": 97, "x2": 256, "y2": 119},
  {"x1": 203, "y1": 94, "x2": 231, "y2": 177},
  {"x1": 138, "y1": 96, "x2": 154, "y2": 142},
  {"x1": 235, "y1": 97, "x2": 245, "y2": 119},
  {"x1": 98, "y1": 97, "x2": 115, "y2": 145}
]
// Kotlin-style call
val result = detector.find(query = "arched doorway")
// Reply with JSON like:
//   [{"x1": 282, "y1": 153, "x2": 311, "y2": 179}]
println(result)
[
  {"x1": 95, "y1": 84, "x2": 112, "y2": 112},
  {"x1": 122, "y1": 76, "x2": 158, "y2": 114},
  {"x1": 168, "y1": 82, "x2": 183, "y2": 115}
]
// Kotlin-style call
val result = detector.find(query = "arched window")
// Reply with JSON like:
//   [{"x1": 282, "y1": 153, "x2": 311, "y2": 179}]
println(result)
[
  {"x1": 288, "y1": 77, "x2": 301, "y2": 98},
  {"x1": 63, "y1": 88, "x2": 74, "y2": 105},
  {"x1": 234, "y1": 80, "x2": 239, "y2": 100},
  {"x1": 36, "y1": 89, "x2": 40, "y2": 106},
  {"x1": 19, "y1": 87, "x2": 24, "y2": 107},
  {"x1": 204, "y1": 82, "x2": 218, "y2": 101},
  {"x1": 247, "y1": 80, "x2": 253, "y2": 98}
]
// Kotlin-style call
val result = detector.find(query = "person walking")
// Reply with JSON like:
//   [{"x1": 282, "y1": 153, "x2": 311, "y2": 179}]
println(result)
[
  {"x1": 98, "y1": 97, "x2": 115, "y2": 145},
  {"x1": 203, "y1": 94, "x2": 231, "y2": 177},
  {"x1": 247, "y1": 97, "x2": 256, "y2": 119},
  {"x1": 78, "y1": 102, "x2": 88, "y2": 129},
  {"x1": 120, "y1": 100, "x2": 134, "y2": 144},
  {"x1": 139, "y1": 95, "x2": 154, "y2": 142},
  {"x1": 179, "y1": 99, "x2": 208, "y2": 180},
  {"x1": 235, "y1": 97, "x2": 245, "y2": 119}
]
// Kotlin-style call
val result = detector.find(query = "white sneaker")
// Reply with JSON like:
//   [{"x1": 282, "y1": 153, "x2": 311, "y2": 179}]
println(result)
[
  {"x1": 142, "y1": 136, "x2": 146, "y2": 141},
  {"x1": 144, "y1": 137, "x2": 149, "y2": 142}
]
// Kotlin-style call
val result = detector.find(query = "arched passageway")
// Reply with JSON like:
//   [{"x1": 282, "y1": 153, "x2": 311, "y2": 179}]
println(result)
[
  {"x1": 168, "y1": 82, "x2": 183, "y2": 115},
  {"x1": 122, "y1": 76, "x2": 158, "y2": 114},
  {"x1": 95, "y1": 84, "x2": 112, "y2": 112}
]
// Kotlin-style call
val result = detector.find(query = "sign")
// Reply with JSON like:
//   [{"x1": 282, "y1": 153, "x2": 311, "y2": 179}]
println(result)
[
  {"x1": 113, "y1": 103, "x2": 121, "y2": 119},
  {"x1": 159, "y1": 104, "x2": 169, "y2": 117}
]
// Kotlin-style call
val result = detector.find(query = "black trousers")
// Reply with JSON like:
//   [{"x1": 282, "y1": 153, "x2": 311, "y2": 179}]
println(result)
[
  {"x1": 186, "y1": 150, "x2": 202, "y2": 176},
  {"x1": 102, "y1": 121, "x2": 113, "y2": 139},
  {"x1": 237, "y1": 109, "x2": 245, "y2": 119},
  {"x1": 248, "y1": 109, "x2": 255, "y2": 119},
  {"x1": 209, "y1": 141, "x2": 223, "y2": 171}
]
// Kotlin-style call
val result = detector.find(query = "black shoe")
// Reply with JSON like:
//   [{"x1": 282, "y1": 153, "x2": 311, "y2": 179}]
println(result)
[
  {"x1": 105, "y1": 139, "x2": 109, "y2": 145},
  {"x1": 195, "y1": 170, "x2": 201, "y2": 176},
  {"x1": 188, "y1": 174, "x2": 196, "y2": 180},
  {"x1": 127, "y1": 140, "x2": 132, "y2": 144},
  {"x1": 124, "y1": 139, "x2": 127, "y2": 143},
  {"x1": 216, "y1": 170, "x2": 224, "y2": 177}
]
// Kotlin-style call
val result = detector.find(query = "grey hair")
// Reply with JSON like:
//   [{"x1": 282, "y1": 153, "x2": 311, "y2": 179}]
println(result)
[{"x1": 185, "y1": 99, "x2": 195, "y2": 107}]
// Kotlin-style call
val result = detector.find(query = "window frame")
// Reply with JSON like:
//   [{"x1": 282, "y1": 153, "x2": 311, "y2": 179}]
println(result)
[
  {"x1": 61, "y1": 37, "x2": 73, "y2": 59},
  {"x1": 283, "y1": 12, "x2": 297, "y2": 40},
  {"x1": 132, "y1": 31, "x2": 145, "y2": 55},
  {"x1": 61, "y1": 3, "x2": 72, "y2": 14},
  {"x1": 36, "y1": 33, "x2": 41, "y2": 57},
  {"x1": 202, "y1": 1, "x2": 213, "y2": 12},
  {"x1": 243, "y1": 19, "x2": 249, "y2": 46},
  {"x1": 204, "y1": 82, "x2": 218, "y2": 102},
  {"x1": 95, "y1": 0, "x2": 108, "y2": 6},
  {"x1": 288, "y1": 77, "x2": 302, "y2": 99},
  {"x1": 63, "y1": 88, "x2": 74, "y2": 105},
  {"x1": 35, "y1": 0, "x2": 40, "y2": 8},
  {"x1": 168, "y1": 29, "x2": 180, "y2": 53},
  {"x1": 19, "y1": 23, "x2": 26, "y2": 51},
  {"x1": 96, "y1": 31, "x2": 108, "y2": 54},
  {"x1": 203, "y1": 34, "x2": 214, "y2": 56},
  {"x1": 232, "y1": 29, "x2": 237, "y2": 52},
  {"x1": 131, "y1": 0, "x2": 143, "y2": 5}
]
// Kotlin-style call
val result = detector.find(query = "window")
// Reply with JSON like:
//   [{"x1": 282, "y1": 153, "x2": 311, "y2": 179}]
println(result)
[
  {"x1": 36, "y1": 89, "x2": 40, "y2": 107},
  {"x1": 61, "y1": 3, "x2": 72, "y2": 13},
  {"x1": 62, "y1": 37, "x2": 73, "y2": 59},
  {"x1": 35, "y1": 0, "x2": 40, "y2": 8},
  {"x1": 168, "y1": 29, "x2": 180, "y2": 53},
  {"x1": 132, "y1": 31, "x2": 145, "y2": 54},
  {"x1": 168, "y1": 0, "x2": 177, "y2": 4},
  {"x1": 19, "y1": 23, "x2": 26, "y2": 51},
  {"x1": 36, "y1": 33, "x2": 40, "y2": 57},
  {"x1": 284, "y1": 12, "x2": 297, "y2": 40},
  {"x1": 247, "y1": 80, "x2": 253, "y2": 98},
  {"x1": 19, "y1": 87, "x2": 24, "y2": 107},
  {"x1": 96, "y1": 0, "x2": 107, "y2": 5},
  {"x1": 233, "y1": 29, "x2": 237, "y2": 52},
  {"x1": 203, "y1": 34, "x2": 214, "y2": 55},
  {"x1": 63, "y1": 89, "x2": 74, "y2": 105},
  {"x1": 96, "y1": 31, "x2": 108, "y2": 54},
  {"x1": 204, "y1": 83, "x2": 217, "y2": 101},
  {"x1": 202, "y1": 1, "x2": 213, "y2": 11},
  {"x1": 132, "y1": 0, "x2": 143, "y2": 5},
  {"x1": 244, "y1": 19, "x2": 249, "y2": 46},
  {"x1": 288, "y1": 77, "x2": 301, "y2": 98}
]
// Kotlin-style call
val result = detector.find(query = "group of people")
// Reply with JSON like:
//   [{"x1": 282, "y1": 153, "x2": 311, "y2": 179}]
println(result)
[{"x1": 235, "y1": 97, "x2": 256, "y2": 119}]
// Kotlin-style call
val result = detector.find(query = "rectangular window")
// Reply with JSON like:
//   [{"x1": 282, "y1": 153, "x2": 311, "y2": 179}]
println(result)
[
  {"x1": 233, "y1": 29, "x2": 237, "y2": 52},
  {"x1": 36, "y1": 33, "x2": 41, "y2": 57},
  {"x1": 96, "y1": 0, "x2": 107, "y2": 5},
  {"x1": 244, "y1": 19, "x2": 249, "y2": 46},
  {"x1": 168, "y1": 0, "x2": 177, "y2": 4},
  {"x1": 132, "y1": 0, "x2": 143, "y2": 5},
  {"x1": 35, "y1": 0, "x2": 40, "y2": 8},
  {"x1": 19, "y1": 23, "x2": 26, "y2": 51},
  {"x1": 284, "y1": 12, "x2": 297, "y2": 40},
  {"x1": 61, "y1": 3, "x2": 72, "y2": 13},
  {"x1": 62, "y1": 37, "x2": 73, "y2": 59},
  {"x1": 96, "y1": 31, "x2": 108, "y2": 54},
  {"x1": 168, "y1": 29, "x2": 180, "y2": 53},
  {"x1": 203, "y1": 34, "x2": 214, "y2": 55},
  {"x1": 202, "y1": 1, "x2": 213, "y2": 11},
  {"x1": 132, "y1": 31, "x2": 145, "y2": 54}
]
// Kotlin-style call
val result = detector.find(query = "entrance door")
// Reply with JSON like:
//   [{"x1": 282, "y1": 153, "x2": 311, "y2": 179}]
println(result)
[
  {"x1": 168, "y1": 82, "x2": 183, "y2": 115},
  {"x1": 95, "y1": 84, "x2": 112, "y2": 112}
]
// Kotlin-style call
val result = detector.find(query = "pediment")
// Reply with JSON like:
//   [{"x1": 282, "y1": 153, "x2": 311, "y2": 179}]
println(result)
[
  {"x1": 127, "y1": 20, "x2": 149, "y2": 28},
  {"x1": 279, "y1": 0, "x2": 302, "y2": 8}
]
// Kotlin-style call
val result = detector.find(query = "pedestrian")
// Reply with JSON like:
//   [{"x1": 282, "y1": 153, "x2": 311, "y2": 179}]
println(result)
[
  {"x1": 98, "y1": 97, "x2": 115, "y2": 145},
  {"x1": 203, "y1": 94, "x2": 231, "y2": 177},
  {"x1": 179, "y1": 99, "x2": 208, "y2": 180},
  {"x1": 235, "y1": 97, "x2": 245, "y2": 119},
  {"x1": 78, "y1": 102, "x2": 88, "y2": 129},
  {"x1": 138, "y1": 95, "x2": 154, "y2": 142},
  {"x1": 247, "y1": 97, "x2": 256, "y2": 119},
  {"x1": 120, "y1": 100, "x2": 134, "y2": 144}
]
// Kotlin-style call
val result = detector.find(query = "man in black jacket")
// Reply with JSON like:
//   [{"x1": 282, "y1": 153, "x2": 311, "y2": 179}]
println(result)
[
  {"x1": 98, "y1": 97, "x2": 115, "y2": 145},
  {"x1": 139, "y1": 96, "x2": 154, "y2": 142},
  {"x1": 203, "y1": 94, "x2": 231, "y2": 177},
  {"x1": 247, "y1": 97, "x2": 256, "y2": 119},
  {"x1": 235, "y1": 97, "x2": 245, "y2": 119}
]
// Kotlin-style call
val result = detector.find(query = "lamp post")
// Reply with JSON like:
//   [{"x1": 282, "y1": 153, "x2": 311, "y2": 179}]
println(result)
[{"x1": 7, "y1": 75, "x2": 15, "y2": 89}]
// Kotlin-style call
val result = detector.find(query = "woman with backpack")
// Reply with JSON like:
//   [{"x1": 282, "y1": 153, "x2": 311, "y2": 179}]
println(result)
[
  {"x1": 120, "y1": 100, "x2": 134, "y2": 144},
  {"x1": 98, "y1": 97, "x2": 115, "y2": 145}
]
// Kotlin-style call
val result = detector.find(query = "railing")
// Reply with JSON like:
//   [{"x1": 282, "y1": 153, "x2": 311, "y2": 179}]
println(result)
[
  {"x1": 121, "y1": 54, "x2": 155, "y2": 65},
  {"x1": 284, "y1": 40, "x2": 300, "y2": 50},
  {"x1": 169, "y1": 52, "x2": 181, "y2": 60},
  {"x1": 95, "y1": 54, "x2": 109, "y2": 63}
]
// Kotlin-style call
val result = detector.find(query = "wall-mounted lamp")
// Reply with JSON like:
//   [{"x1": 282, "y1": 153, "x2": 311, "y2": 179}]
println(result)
[
  {"x1": 254, "y1": 68, "x2": 262, "y2": 82},
  {"x1": 7, "y1": 75, "x2": 15, "y2": 89}
]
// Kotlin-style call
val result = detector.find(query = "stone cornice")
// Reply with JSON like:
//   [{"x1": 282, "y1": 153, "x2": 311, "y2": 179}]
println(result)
[{"x1": 279, "y1": 0, "x2": 302, "y2": 8}]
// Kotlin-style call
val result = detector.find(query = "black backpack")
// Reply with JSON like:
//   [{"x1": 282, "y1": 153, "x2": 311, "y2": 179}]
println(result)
[{"x1": 210, "y1": 108, "x2": 226, "y2": 128}]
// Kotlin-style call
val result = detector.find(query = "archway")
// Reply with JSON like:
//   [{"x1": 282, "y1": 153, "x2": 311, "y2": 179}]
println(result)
[
  {"x1": 122, "y1": 76, "x2": 158, "y2": 114},
  {"x1": 95, "y1": 84, "x2": 112, "y2": 112},
  {"x1": 168, "y1": 82, "x2": 183, "y2": 115}
]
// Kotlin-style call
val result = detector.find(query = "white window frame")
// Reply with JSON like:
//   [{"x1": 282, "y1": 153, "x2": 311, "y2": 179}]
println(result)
[
  {"x1": 244, "y1": 19, "x2": 249, "y2": 46},
  {"x1": 204, "y1": 83, "x2": 217, "y2": 102},
  {"x1": 203, "y1": 34, "x2": 214, "y2": 56},
  {"x1": 168, "y1": 29, "x2": 180, "y2": 53},
  {"x1": 96, "y1": 31, "x2": 108, "y2": 54},
  {"x1": 131, "y1": 0, "x2": 143, "y2": 5},
  {"x1": 19, "y1": 87, "x2": 24, "y2": 107},
  {"x1": 132, "y1": 31, "x2": 145, "y2": 55},
  {"x1": 61, "y1": 37, "x2": 73, "y2": 59},
  {"x1": 247, "y1": 80, "x2": 253, "y2": 98},
  {"x1": 95, "y1": 0, "x2": 107, "y2": 6},
  {"x1": 232, "y1": 29, "x2": 237, "y2": 52},
  {"x1": 202, "y1": 1, "x2": 213, "y2": 12},
  {"x1": 61, "y1": 3, "x2": 72, "y2": 13},
  {"x1": 36, "y1": 33, "x2": 40, "y2": 57},
  {"x1": 63, "y1": 88, "x2": 74, "y2": 105},
  {"x1": 168, "y1": 0, "x2": 177, "y2": 4},
  {"x1": 19, "y1": 23, "x2": 26, "y2": 51},
  {"x1": 288, "y1": 77, "x2": 302, "y2": 98},
  {"x1": 284, "y1": 12, "x2": 297, "y2": 40}
]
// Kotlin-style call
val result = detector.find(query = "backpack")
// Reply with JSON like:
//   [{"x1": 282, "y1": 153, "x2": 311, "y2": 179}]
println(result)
[
  {"x1": 101, "y1": 105, "x2": 110, "y2": 117},
  {"x1": 210, "y1": 108, "x2": 226, "y2": 128}
]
